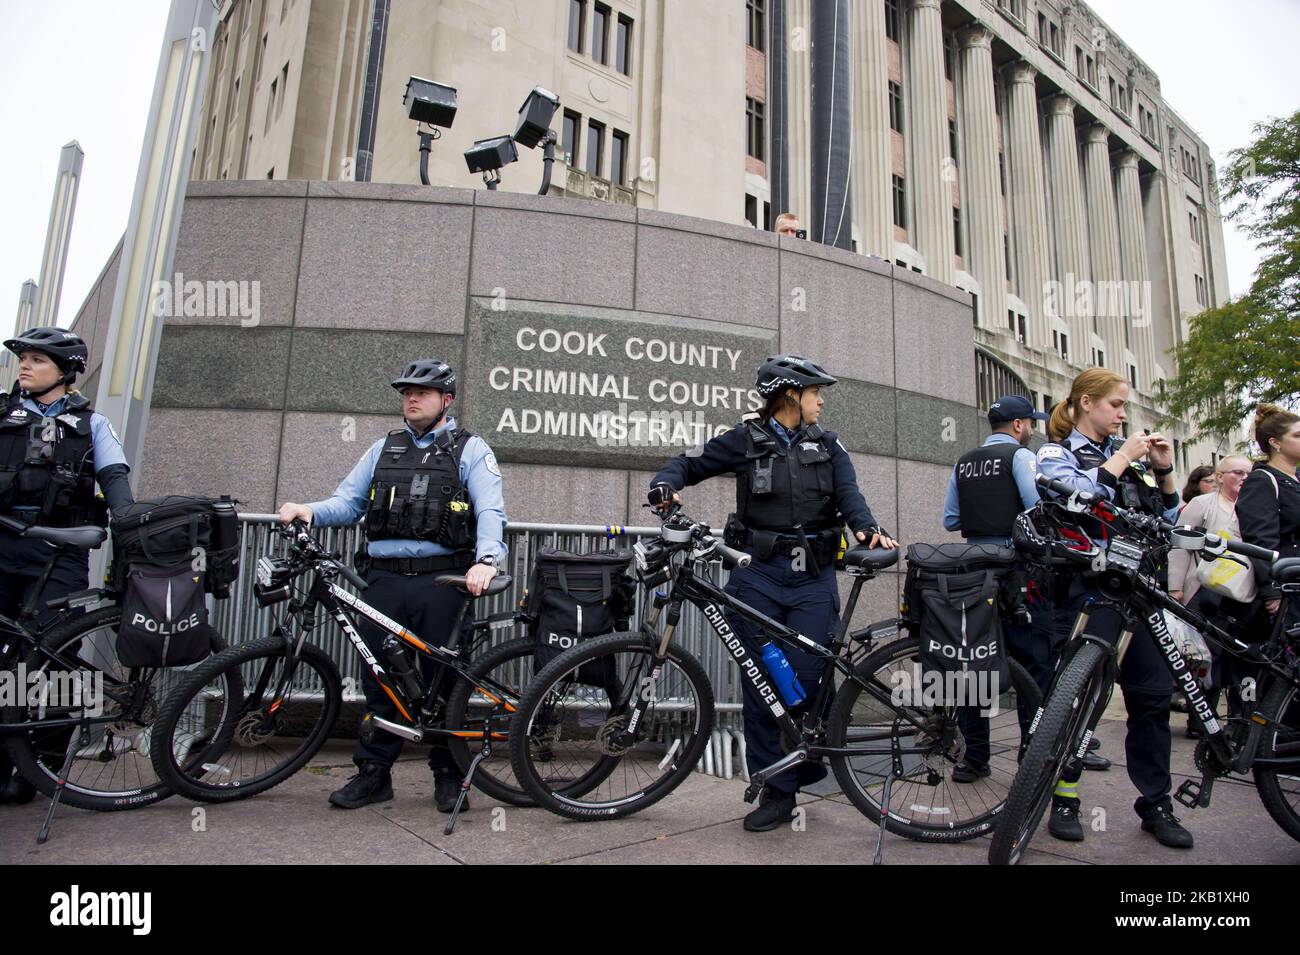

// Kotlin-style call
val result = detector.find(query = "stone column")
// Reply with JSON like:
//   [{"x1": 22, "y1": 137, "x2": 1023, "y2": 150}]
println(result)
[
  {"x1": 905, "y1": 0, "x2": 953, "y2": 283},
  {"x1": 1044, "y1": 94, "x2": 1091, "y2": 363},
  {"x1": 1116, "y1": 149, "x2": 1156, "y2": 387},
  {"x1": 1004, "y1": 62, "x2": 1051, "y2": 348},
  {"x1": 850, "y1": 0, "x2": 893, "y2": 257},
  {"x1": 956, "y1": 24, "x2": 1005, "y2": 330},
  {"x1": 1082, "y1": 124, "x2": 1125, "y2": 373}
]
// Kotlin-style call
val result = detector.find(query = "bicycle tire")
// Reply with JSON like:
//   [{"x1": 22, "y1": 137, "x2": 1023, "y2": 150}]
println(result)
[
  {"x1": 2, "y1": 606, "x2": 232, "y2": 811},
  {"x1": 444, "y1": 637, "x2": 543, "y2": 806},
  {"x1": 510, "y1": 630, "x2": 715, "y2": 820},
  {"x1": 988, "y1": 640, "x2": 1109, "y2": 865},
  {"x1": 826, "y1": 635, "x2": 1042, "y2": 842},
  {"x1": 150, "y1": 636, "x2": 342, "y2": 803},
  {"x1": 1252, "y1": 673, "x2": 1300, "y2": 842}
]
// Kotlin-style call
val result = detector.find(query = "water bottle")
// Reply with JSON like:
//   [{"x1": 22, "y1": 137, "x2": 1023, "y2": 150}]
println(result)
[
  {"x1": 761, "y1": 642, "x2": 806, "y2": 706},
  {"x1": 382, "y1": 636, "x2": 423, "y2": 701},
  {"x1": 209, "y1": 495, "x2": 240, "y2": 598}
]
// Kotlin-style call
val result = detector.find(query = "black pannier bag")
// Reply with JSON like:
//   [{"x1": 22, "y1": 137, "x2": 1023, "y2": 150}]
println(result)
[
  {"x1": 108, "y1": 495, "x2": 240, "y2": 667},
  {"x1": 902, "y1": 543, "x2": 1018, "y2": 698},
  {"x1": 524, "y1": 547, "x2": 636, "y2": 684}
]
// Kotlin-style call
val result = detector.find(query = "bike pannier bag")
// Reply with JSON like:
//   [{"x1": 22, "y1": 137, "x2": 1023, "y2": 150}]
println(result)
[
  {"x1": 116, "y1": 560, "x2": 214, "y2": 667},
  {"x1": 525, "y1": 547, "x2": 635, "y2": 683}
]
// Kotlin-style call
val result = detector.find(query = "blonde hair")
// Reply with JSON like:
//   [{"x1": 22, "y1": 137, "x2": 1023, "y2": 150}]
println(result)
[
  {"x1": 1215, "y1": 454, "x2": 1251, "y2": 474},
  {"x1": 1047, "y1": 367, "x2": 1127, "y2": 443},
  {"x1": 1253, "y1": 402, "x2": 1300, "y2": 460}
]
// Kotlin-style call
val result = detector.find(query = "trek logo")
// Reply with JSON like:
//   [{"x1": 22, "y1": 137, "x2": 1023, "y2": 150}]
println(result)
[
  {"x1": 701, "y1": 603, "x2": 784, "y2": 716},
  {"x1": 49, "y1": 885, "x2": 151, "y2": 935},
  {"x1": 130, "y1": 611, "x2": 201, "y2": 634},
  {"x1": 1146, "y1": 610, "x2": 1220, "y2": 733}
]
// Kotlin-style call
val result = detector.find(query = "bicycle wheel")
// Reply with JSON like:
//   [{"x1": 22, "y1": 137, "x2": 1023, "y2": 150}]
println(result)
[
  {"x1": 444, "y1": 637, "x2": 543, "y2": 806},
  {"x1": 150, "y1": 636, "x2": 342, "y2": 803},
  {"x1": 1253, "y1": 674, "x2": 1300, "y2": 842},
  {"x1": 827, "y1": 635, "x2": 1042, "y2": 842},
  {"x1": 988, "y1": 640, "x2": 1109, "y2": 865},
  {"x1": 2, "y1": 606, "x2": 232, "y2": 811},
  {"x1": 510, "y1": 630, "x2": 715, "y2": 820}
]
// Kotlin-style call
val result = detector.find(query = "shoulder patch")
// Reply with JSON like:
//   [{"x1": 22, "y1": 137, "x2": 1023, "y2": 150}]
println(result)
[
  {"x1": 1038, "y1": 444, "x2": 1065, "y2": 461},
  {"x1": 483, "y1": 452, "x2": 501, "y2": 476}
]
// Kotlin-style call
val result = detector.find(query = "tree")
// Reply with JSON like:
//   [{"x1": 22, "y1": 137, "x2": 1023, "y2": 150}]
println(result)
[{"x1": 1164, "y1": 110, "x2": 1300, "y2": 443}]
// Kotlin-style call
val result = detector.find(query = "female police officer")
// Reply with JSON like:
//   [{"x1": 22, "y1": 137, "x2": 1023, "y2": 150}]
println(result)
[
  {"x1": 649, "y1": 354, "x2": 896, "y2": 831},
  {"x1": 1035, "y1": 367, "x2": 1192, "y2": 849},
  {"x1": 0, "y1": 326, "x2": 133, "y2": 804}
]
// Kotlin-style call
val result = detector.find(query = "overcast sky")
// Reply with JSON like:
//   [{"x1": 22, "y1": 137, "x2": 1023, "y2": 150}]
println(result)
[{"x1": 0, "y1": 0, "x2": 1296, "y2": 337}]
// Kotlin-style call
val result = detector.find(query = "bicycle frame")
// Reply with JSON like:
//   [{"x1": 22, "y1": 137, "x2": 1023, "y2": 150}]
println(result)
[{"x1": 256, "y1": 569, "x2": 519, "y2": 743}]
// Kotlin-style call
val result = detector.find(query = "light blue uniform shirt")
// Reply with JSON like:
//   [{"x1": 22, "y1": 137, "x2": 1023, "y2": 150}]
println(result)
[
  {"x1": 1036, "y1": 428, "x2": 1181, "y2": 542},
  {"x1": 942, "y1": 432, "x2": 1041, "y2": 545},
  {"x1": 20, "y1": 394, "x2": 129, "y2": 473},
  {"x1": 308, "y1": 416, "x2": 508, "y2": 562}
]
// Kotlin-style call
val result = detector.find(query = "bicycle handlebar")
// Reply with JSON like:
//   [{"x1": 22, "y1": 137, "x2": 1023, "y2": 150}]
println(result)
[{"x1": 713, "y1": 540, "x2": 752, "y2": 569}]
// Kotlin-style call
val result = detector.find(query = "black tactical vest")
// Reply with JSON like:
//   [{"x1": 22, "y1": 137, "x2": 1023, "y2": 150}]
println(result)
[
  {"x1": 735, "y1": 418, "x2": 839, "y2": 534},
  {"x1": 955, "y1": 442, "x2": 1024, "y2": 539},
  {"x1": 0, "y1": 392, "x2": 103, "y2": 527},
  {"x1": 363, "y1": 427, "x2": 476, "y2": 550},
  {"x1": 1067, "y1": 436, "x2": 1166, "y2": 536}
]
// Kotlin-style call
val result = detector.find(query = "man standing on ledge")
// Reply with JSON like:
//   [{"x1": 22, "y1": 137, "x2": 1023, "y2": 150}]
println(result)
[{"x1": 277, "y1": 358, "x2": 508, "y2": 813}]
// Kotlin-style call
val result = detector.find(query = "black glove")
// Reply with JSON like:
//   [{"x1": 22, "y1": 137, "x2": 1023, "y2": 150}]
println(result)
[{"x1": 648, "y1": 483, "x2": 675, "y2": 508}]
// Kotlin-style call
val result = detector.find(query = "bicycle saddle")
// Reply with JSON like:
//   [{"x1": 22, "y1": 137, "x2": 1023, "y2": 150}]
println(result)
[
  {"x1": 434, "y1": 573, "x2": 513, "y2": 596},
  {"x1": 23, "y1": 524, "x2": 108, "y2": 550},
  {"x1": 838, "y1": 545, "x2": 899, "y2": 572},
  {"x1": 1273, "y1": 557, "x2": 1300, "y2": 585}
]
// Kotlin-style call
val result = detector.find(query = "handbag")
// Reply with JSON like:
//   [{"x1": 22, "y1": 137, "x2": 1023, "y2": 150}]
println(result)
[{"x1": 1194, "y1": 491, "x2": 1259, "y2": 603}]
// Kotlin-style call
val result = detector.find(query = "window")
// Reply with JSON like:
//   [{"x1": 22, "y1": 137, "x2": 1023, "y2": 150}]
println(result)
[
  {"x1": 953, "y1": 206, "x2": 963, "y2": 257},
  {"x1": 265, "y1": 77, "x2": 277, "y2": 133},
  {"x1": 1037, "y1": 12, "x2": 1047, "y2": 44},
  {"x1": 1007, "y1": 309, "x2": 1016, "y2": 331},
  {"x1": 747, "y1": 0, "x2": 765, "y2": 52},
  {"x1": 885, "y1": 0, "x2": 900, "y2": 41},
  {"x1": 746, "y1": 97, "x2": 765, "y2": 161},
  {"x1": 1128, "y1": 363, "x2": 1138, "y2": 388},
  {"x1": 892, "y1": 175, "x2": 907, "y2": 228},
  {"x1": 1092, "y1": 347, "x2": 1106, "y2": 367},
  {"x1": 1053, "y1": 330, "x2": 1070, "y2": 360},
  {"x1": 592, "y1": 3, "x2": 610, "y2": 65},
  {"x1": 949, "y1": 119, "x2": 958, "y2": 165},
  {"x1": 616, "y1": 15, "x2": 633, "y2": 74},
  {"x1": 562, "y1": 110, "x2": 580, "y2": 163},
  {"x1": 1050, "y1": 23, "x2": 1060, "y2": 56},
  {"x1": 745, "y1": 193, "x2": 758, "y2": 228},
  {"x1": 1189, "y1": 211, "x2": 1199, "y2": 243},
  {"x1": 276, "y1": 63, "x2": 288, "y2": 119},
  {"x1": 888, "y1": 81, "x2": 903, "y2": 133},
  {"x1": 611, "y1": 129, "x2": 629, "y2": 185},
  {"x1": 1076, "y1": 46, "x2": 1084, "y2": 78},
  {"x1": 266, "y1": 167, "x2": 274, "y2": 179},
  {"x1": 586, "y1": 118, "x2": 605, "y2": 176},
  {"x1": 280, "y1": 0, "x2": 287, "y2": 22},
  {"x1": 943, "y1": 39, "x2": 954, "y2": 81},
  {"x1": 1086, "y1": 56, "x2": 1096, "y2": 88},
  {"x1": 1109, "y1": 77, "x2": 1117, "y2": 107},
  {"x1": 998, "y1": 151, "x2": 1006, "y2": 195},
  {"x1": 1017, "y1": 314, "x2": 1027, "y2": 345},
  {"x1": 568, "y1": 0, "x2": 585, "y2": 53},
  {"x1": 1003, "y1": 233, "x2": 1012, "y2": 280}
]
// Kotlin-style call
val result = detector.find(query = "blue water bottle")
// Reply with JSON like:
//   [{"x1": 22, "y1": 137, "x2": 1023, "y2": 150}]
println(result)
[{"x1": 761, "y1": 642, "x2": 806, "y2": 706}]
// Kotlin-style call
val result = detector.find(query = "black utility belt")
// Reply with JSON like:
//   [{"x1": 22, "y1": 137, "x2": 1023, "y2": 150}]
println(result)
[
  {"x1": 357, "y1": 552, "x2": 473, "y2": 576},
  {"x1": 747, "y1": 528, "x2": 838, "y2": 560},
  {"x1": 2, "y1": 510, "x2": 42, "y2": 526}
]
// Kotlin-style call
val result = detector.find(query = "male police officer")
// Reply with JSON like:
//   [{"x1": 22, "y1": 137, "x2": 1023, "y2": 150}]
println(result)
[
  {"x1": 277, "y1": 359, "x2": 507, "y2": 812},
  {"x1": 1, "y1": 327, "x2": 133, "y2": 804}
]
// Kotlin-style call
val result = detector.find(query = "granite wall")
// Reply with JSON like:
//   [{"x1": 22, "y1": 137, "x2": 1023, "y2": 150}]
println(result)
[{"x1": 70, "y1": 180, "x2": 980, "y2": 627}]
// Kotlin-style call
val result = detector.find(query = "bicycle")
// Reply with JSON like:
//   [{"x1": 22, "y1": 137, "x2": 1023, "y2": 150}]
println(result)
[
  {"x1": 988, "y1": 474, "x2": 1300, "y2": 865},
  {"x1": 508, "y1": 505, "x2": 1043, "y2": 854},
  {"x1": 0, "y1": 515, "x2": 233, "y2": 834},
  {"x1": 149, "y1": 521, "x2": 555, "y2": 831}
]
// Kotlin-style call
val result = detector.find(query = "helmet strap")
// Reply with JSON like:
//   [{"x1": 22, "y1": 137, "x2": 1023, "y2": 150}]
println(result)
[{"x1": 23, "y1": 372, "x2": 71, "y2": 403}]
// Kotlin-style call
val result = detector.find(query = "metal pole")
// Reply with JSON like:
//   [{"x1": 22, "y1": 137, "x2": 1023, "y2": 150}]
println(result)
[
  {"x1": 33, "y1": 141, "x2": 85, "y2": 329},
  {"x1": 2, "y1": 281, "x2": 39, "y2": 390},
  {"x1": 354, "y1": 0, "x2": 391, "y2": 182},
  {"x1": 94, "y1": 0, "x2": 220, "y2": 484}
]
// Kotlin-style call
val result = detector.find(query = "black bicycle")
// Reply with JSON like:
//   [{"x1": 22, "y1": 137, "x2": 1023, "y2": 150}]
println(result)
[
  {"x1": 0, "y1": 515, "x2": 232, "y2": 823},
  {"x1": 988, "y1": 475, "x2": 1300, "y2": 865},
  {"x1": 509, "y1": 506, "x2": 1042, "y2": 848},
  {"x1": 149, "y1": 522, "x2": 552, "y2": 827}
]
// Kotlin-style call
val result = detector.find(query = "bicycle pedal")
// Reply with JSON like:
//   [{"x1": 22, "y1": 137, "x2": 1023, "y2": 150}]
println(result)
[{"x1": 1174, "y1": 777, "x2": 1211, "y2": 809}]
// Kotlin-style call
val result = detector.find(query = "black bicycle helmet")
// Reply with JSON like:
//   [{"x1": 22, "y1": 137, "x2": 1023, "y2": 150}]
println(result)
[
  {"x1": 755, "y1": 354, "x2": 837, "y2": 398},
  {"x1": 4, "y1": 326, "x2": 88, "y2": 375},
  {"x1": 391, "y1": 358, "x2": 456, "y2": 395}
]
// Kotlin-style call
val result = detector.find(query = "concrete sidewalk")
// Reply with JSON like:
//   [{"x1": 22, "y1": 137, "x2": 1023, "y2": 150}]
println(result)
[{"x1": 3, "y1": 714, "x2": 1298, "y2": 865}]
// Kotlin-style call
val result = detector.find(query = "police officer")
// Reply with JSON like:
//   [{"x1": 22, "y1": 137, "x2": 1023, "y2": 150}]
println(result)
[
  {"x1": 942, "y1": 395, "x2": 1111, "y2": 780},
  {"x1": 277, "y1": 359, "x2": 507, "y2": 813},
  {"x1": 649, "y1": 355, "x2": 896, "y2": 831},
  {"x1": 1035, "y1": 367, "x2": 1192, "y2": 849},
  {"x1": 0, "y1": 327, "x2": 133, "y2": 804}
]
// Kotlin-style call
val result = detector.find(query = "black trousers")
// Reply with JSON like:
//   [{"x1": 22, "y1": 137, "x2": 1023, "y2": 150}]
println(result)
[
  {"x1": 1055, "y1": 576, "x2": 1175, "y2": 820},
  {"x1": 351, "y1": 568, "x2": 470, "y2": 774},
  {"x1": 723, "y1": 554, "x2": 840, "y2": 795},
  {"x1": 0, "y1": 535, "x2": 91, "y2": 632}
]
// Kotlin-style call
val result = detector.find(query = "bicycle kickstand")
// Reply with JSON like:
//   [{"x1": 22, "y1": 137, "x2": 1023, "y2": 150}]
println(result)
[
  {"x1": 38, "y1": 715, "x2": 92, "y2": 844},
  {"x1": 873, "y1": 718, "x2": 907, "y2": 867},
  {"x1": 445, "y1": 716, "x2": 492, "y2": 836}
]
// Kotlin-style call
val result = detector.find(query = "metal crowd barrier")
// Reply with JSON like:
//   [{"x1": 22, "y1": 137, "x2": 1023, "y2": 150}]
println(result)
[{"x1": 211, "y1": 515, "x2": 751, "y2": 779}]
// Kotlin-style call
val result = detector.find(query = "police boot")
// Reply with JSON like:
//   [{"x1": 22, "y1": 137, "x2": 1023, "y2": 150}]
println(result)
[
  {"x1": 1048, "y1": 795, "x2": 1085, "y2": 842},
  {"x1": 1141, "y1": 806, "x2": 1194, "y2": 849},
  {"x1": 0, "y1": 752, "x2": 36, "y2": 805},
  {"x1": 328, "y1": 762, "x2": 393, "y2": 809},
  {"x1": 434, "y1": 770, "x2": 466, "y2": 814},
  {"x1": 743, "y1": 787, "x2": 797, "y2": 832},
  {"x1": 1082, "y1": 736, "x2": 1111, "y2": 771}
]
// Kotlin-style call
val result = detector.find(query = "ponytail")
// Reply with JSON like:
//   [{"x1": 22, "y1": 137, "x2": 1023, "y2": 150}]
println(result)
[{"x1": 1047, "y1": 400, "x2": 1076, "y2": 444}]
